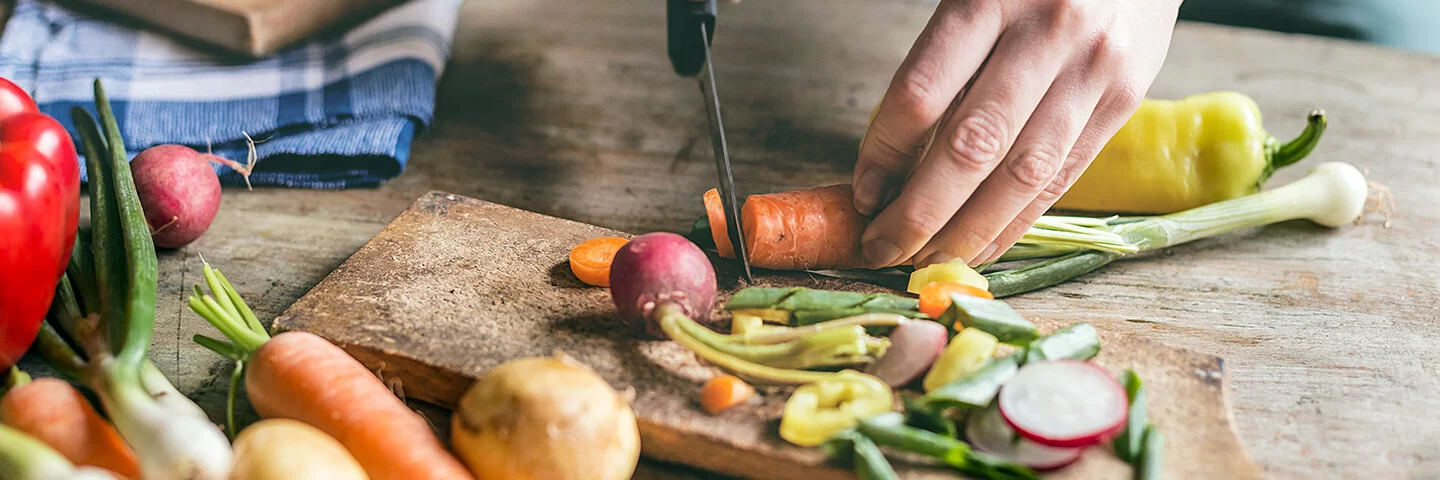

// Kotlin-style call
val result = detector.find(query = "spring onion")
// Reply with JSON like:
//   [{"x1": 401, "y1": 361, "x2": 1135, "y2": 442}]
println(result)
[
  {"x1": 32, "y1": 80, "x2": 233, "y2": 480},
  {"x1": 987, "y1": 161, "x2": 1379, "y2": 297}
]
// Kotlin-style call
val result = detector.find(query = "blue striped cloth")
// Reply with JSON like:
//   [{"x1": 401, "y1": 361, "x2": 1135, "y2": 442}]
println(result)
[{"x1": 0, "y1": 0, "x2": 461, "y2": 189}]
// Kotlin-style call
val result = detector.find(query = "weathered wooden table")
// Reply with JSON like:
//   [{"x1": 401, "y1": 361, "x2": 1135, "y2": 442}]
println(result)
[{"x1": 20, "y1": 0, "x2": 1440, "y2": 478}]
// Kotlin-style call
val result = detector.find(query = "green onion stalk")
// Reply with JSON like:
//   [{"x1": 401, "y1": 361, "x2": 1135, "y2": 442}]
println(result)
[
  {"x1": 34, "y1": 80, "x2": 232, "y2": 480},
  {"x1": 985, "y1": 161, "x2": 1377, "y2": 297}
]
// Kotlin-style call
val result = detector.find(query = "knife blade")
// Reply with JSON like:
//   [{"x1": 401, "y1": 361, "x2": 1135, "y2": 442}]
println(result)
[{"x1": 698, "y1": 25, "x2": 753, "y2": 282}]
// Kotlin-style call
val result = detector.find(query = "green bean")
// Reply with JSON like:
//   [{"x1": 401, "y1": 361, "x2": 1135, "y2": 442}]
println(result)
[
  {"x1": 922, "y1": 355, "x2": 1020, "y2": 409},
  {"x1": 850, "y1": 434, "x2": 901, "y2": 480},
  {"x1": 1023, "y1": 322, "x2": 1101, "y2": 364},
  {"x1": 938, "y1": 295, "x2": 1039, "y2": 344},
  {"x1": 1114, "y1": 369, "x2": 1148, "y2": 464},
  {"x1": 92, "y1": 79, "x2": 158, "y2": 368},
  {"x1": 902, "y1": 396, "x2": 956, "y2": 438},
  {"x1": 1137, "y1": 424, "x2": 1164, "y2": 480}
]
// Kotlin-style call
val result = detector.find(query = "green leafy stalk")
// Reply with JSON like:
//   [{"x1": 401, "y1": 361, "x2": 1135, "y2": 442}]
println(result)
[
  {"x1": 902, "y1": 396, "x2": 956, "y2": 438},
  {"x1": 984, "y1": 251, "x2": 1120, "y2": 299},
  {"x1": 93, "y1": 80, "x2": 159, "y2": 369},
  {"x1": 73, "y1": 107, "x2": 127, "y2": 359},
  {"x1": 225, "y1": 360, "x2": 244, "y2": 441},
  {"x1": 30, "y1": 322, "x2": 86, "y2": 381}
]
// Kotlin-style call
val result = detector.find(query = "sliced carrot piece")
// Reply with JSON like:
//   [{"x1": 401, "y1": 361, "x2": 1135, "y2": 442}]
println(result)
[
  {"x1": 703, "y1": 188, "x2": 734, "y2": 258},
  {"x1": 918, "y1": 281, "x2": 994, "y2": 319},
  {"x1": 569, "y1": 236, "x2": 630, "y2": 287},
  {"x1": 700, "y1": 374, "x2": 754, "y2": 414}
]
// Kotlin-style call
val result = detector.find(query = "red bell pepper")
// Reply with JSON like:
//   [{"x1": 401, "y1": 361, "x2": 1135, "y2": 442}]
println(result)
[{"x1": 0, "y1": 77, "x2": 80, "y2": 370}]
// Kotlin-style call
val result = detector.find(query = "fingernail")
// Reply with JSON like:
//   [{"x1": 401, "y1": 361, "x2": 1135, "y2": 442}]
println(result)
[
  {"x1": 853, "y1": 169, "x2": 885, "y2": 215},
  {"x1": 970, "y1": 243, "x2": 1000, "y2": 267},
  {"x1": 918, "y1": 251, "x2": 955, "y2": 268},
  {"x1": 863, "y1": 239, "x2": 904, "y2": 269}
]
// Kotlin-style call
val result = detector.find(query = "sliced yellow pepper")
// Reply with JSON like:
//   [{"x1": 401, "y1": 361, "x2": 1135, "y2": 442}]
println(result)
[
  {"x1": 922, "y1": 328, "x2": 999, "y2": 393},
  {"x1": 907, "y1": 262, "x2": 988, "y2": 294},
  {"x1": 778, "y1": 371, "x2": 893, "y2": 447}
]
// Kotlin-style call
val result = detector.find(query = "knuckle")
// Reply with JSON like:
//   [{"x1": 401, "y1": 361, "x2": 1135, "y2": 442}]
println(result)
[
  {"x1": 894, "y1": 209, "x2": 948, "y2": 244},
  {"x1": 1008, "y1": 148, "x2": 1063, "y2": 189},
  {"x1": 863, "y1": 124, "x2": 923, "y2": 166},
  {"x1": 1039, "y1": 162, "x2": 1088, "y2": 201},
  {"x1": 892, "y1": 69, "x2": 948, "y2": 120},
  {"x1": 945, "y1": 108, "x2": 1008, "y2": 171},
  {"x1": 1107, "y1": 80, "x2": 1146, "y2": 112}
]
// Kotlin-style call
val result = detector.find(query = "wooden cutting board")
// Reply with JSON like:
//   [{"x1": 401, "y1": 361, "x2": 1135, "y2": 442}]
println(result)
[
  {"x1": 272, "y1": 191, "x2": 1265, "y2": 480},
  {"x1": 68, "y1": 0, "x2": 402, "y2": 56}
]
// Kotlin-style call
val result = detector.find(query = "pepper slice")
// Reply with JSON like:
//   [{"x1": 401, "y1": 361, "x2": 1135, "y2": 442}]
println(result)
[{"x1": 779, "y1": 371, "x2": 893, "y2": 447}]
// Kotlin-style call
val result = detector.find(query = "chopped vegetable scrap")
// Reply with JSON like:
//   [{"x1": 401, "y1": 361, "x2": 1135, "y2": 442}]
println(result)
[
  {"x1": 701, "y1": 374, "x2": 756, "y2": 414},
  {"x1": 918, "y1": 281, "x2": 993, "y2": 320},
  {"x1": 908, "y1": 262, "x2": 989, "y2": 294},
  {"x1": 779, "y1": 371, "x2": 893, "y2": 447},
  {"x1": 569, "y1": 236, "x2": 629, "y2": 287}
]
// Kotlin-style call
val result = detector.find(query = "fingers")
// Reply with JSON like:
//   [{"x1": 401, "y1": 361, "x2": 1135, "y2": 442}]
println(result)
[
  {"x1": 976, "y1": 83, "x2": 1147, "y2": 266},
  {"x1": 853, "y1": 0, "x2": 1003, "y2": 216},
  {"x1": 859, "y1": 26, "x2": 1070, "y2": 269},
  {"x1": 913, "y1": 70, "x2": 1103, "y2": 267}
]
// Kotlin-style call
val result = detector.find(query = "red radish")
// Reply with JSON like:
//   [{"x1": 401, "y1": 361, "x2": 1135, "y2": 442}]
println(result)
[
  {"x1": 130, "y1": 144, "x2": 251, "y2": 249},
  {"x1": 608, "y1": 232, "x2": 718, "y2": 338},
  {"x1": 998, "y1": 360, "x2": 1128, "y2": 448},
  {"x1": 864, "y1": 320, "x2": 947, "y2": 387},
  {"x1": 965, "y1": 401, "x2": 1083, "y2": 471}
]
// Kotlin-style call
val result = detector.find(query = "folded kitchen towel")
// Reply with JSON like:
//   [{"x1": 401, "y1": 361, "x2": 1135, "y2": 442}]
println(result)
[{"x1": 0, "y1": 0, "x2": 462, "y2": 188}]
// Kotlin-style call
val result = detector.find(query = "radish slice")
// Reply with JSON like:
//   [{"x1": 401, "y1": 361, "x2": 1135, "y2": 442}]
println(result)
[
  {"x1": 998, "y1": 360, "x2": 1128, "y2": 448},
  {"x1": 965, "y1": 401, "x2": 1083, "y2": 471},
  {"x1": 864, "y1": 320, "x2": 948, "y2": 387}
]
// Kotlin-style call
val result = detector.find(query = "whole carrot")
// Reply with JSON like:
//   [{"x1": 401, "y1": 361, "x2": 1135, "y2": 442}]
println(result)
[
  {"x1": 187, "y1": 262, "x2": 473, "y2": 480},
  {"x1": 0, "y1": 370, "x2": 140, "y2": 479}
]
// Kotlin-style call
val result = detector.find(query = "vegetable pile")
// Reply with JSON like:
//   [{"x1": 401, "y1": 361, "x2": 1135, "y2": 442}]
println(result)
[{"x1": 601, "y1": 226, "x2": 1161, "y2": 477}]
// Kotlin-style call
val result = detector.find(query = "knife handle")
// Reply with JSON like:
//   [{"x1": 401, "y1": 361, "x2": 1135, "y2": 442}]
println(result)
[{"x1": 667, "y1": 0, "x2": 717, "y2": 77}]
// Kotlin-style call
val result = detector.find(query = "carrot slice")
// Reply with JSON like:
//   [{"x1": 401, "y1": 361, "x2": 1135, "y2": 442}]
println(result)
[
  {"x1": 702, "y1": 188, "x2": 734, "y2": 258},
  {"x1": 569, "y1": 236, "x2": 630, "y2": 287},
  {"x1": 700, "y1": 374, "x2": 754, "y2": 414},
  {"x1": 918, "y1": 281, "x2": 995, "y2": 319}
]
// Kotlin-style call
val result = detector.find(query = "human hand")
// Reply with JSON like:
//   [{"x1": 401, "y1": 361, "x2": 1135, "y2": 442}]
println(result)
[{"x1": 853, "y1": 0, "x2": 1182, "y2": 268}]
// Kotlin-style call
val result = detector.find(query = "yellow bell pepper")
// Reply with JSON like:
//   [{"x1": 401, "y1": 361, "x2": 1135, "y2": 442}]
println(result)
[
  {"x1": 864, "y1": 91, "x2": 1327, "y2": 215},
  {"x1": 778, "y1": 371, "x2": 893, "y2": 447},
  {"x1": 922, "y1": 327, "x2": 999, "y2": 393},
  {"x1": 1055, "y1": 91, "x2": 1327, "y2": 213}
]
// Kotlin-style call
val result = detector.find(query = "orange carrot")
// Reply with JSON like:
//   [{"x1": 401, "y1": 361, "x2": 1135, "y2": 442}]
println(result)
[
  {"x1": 569, "y1": 236, "x2": 630, "y2": 287},
  {"x1": 918, "y1": 281, "x2": 995, "y2": 319},
  {"x1": 245, "y1": 331, "x2": 475, "y2": 480},
  {"x1": 699, "y1": 374, "x2": 754, "y2": 414},
  {"x1": 0, "y1": 375, "x2": 140, "y2": 479},
  {"x1": 704, "y1": 184, "x2": 868, "y2": 270}
]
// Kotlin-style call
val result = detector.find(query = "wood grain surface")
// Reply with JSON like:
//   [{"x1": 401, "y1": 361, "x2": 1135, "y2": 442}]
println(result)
[
  {"x1": 65, "y1": 0, "x2": 401, "y2": 56},
  {"x1": 12, "y1": 0, "x2": 1438, "y2": 479},
  {"x1": 271, "y1": 191, "x2": 1264, "y2": 480}
]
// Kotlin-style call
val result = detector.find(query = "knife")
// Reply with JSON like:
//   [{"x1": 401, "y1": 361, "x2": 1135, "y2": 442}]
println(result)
[{"x1": 668, "y1": 0, "x2": 753, "y2": 282}]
